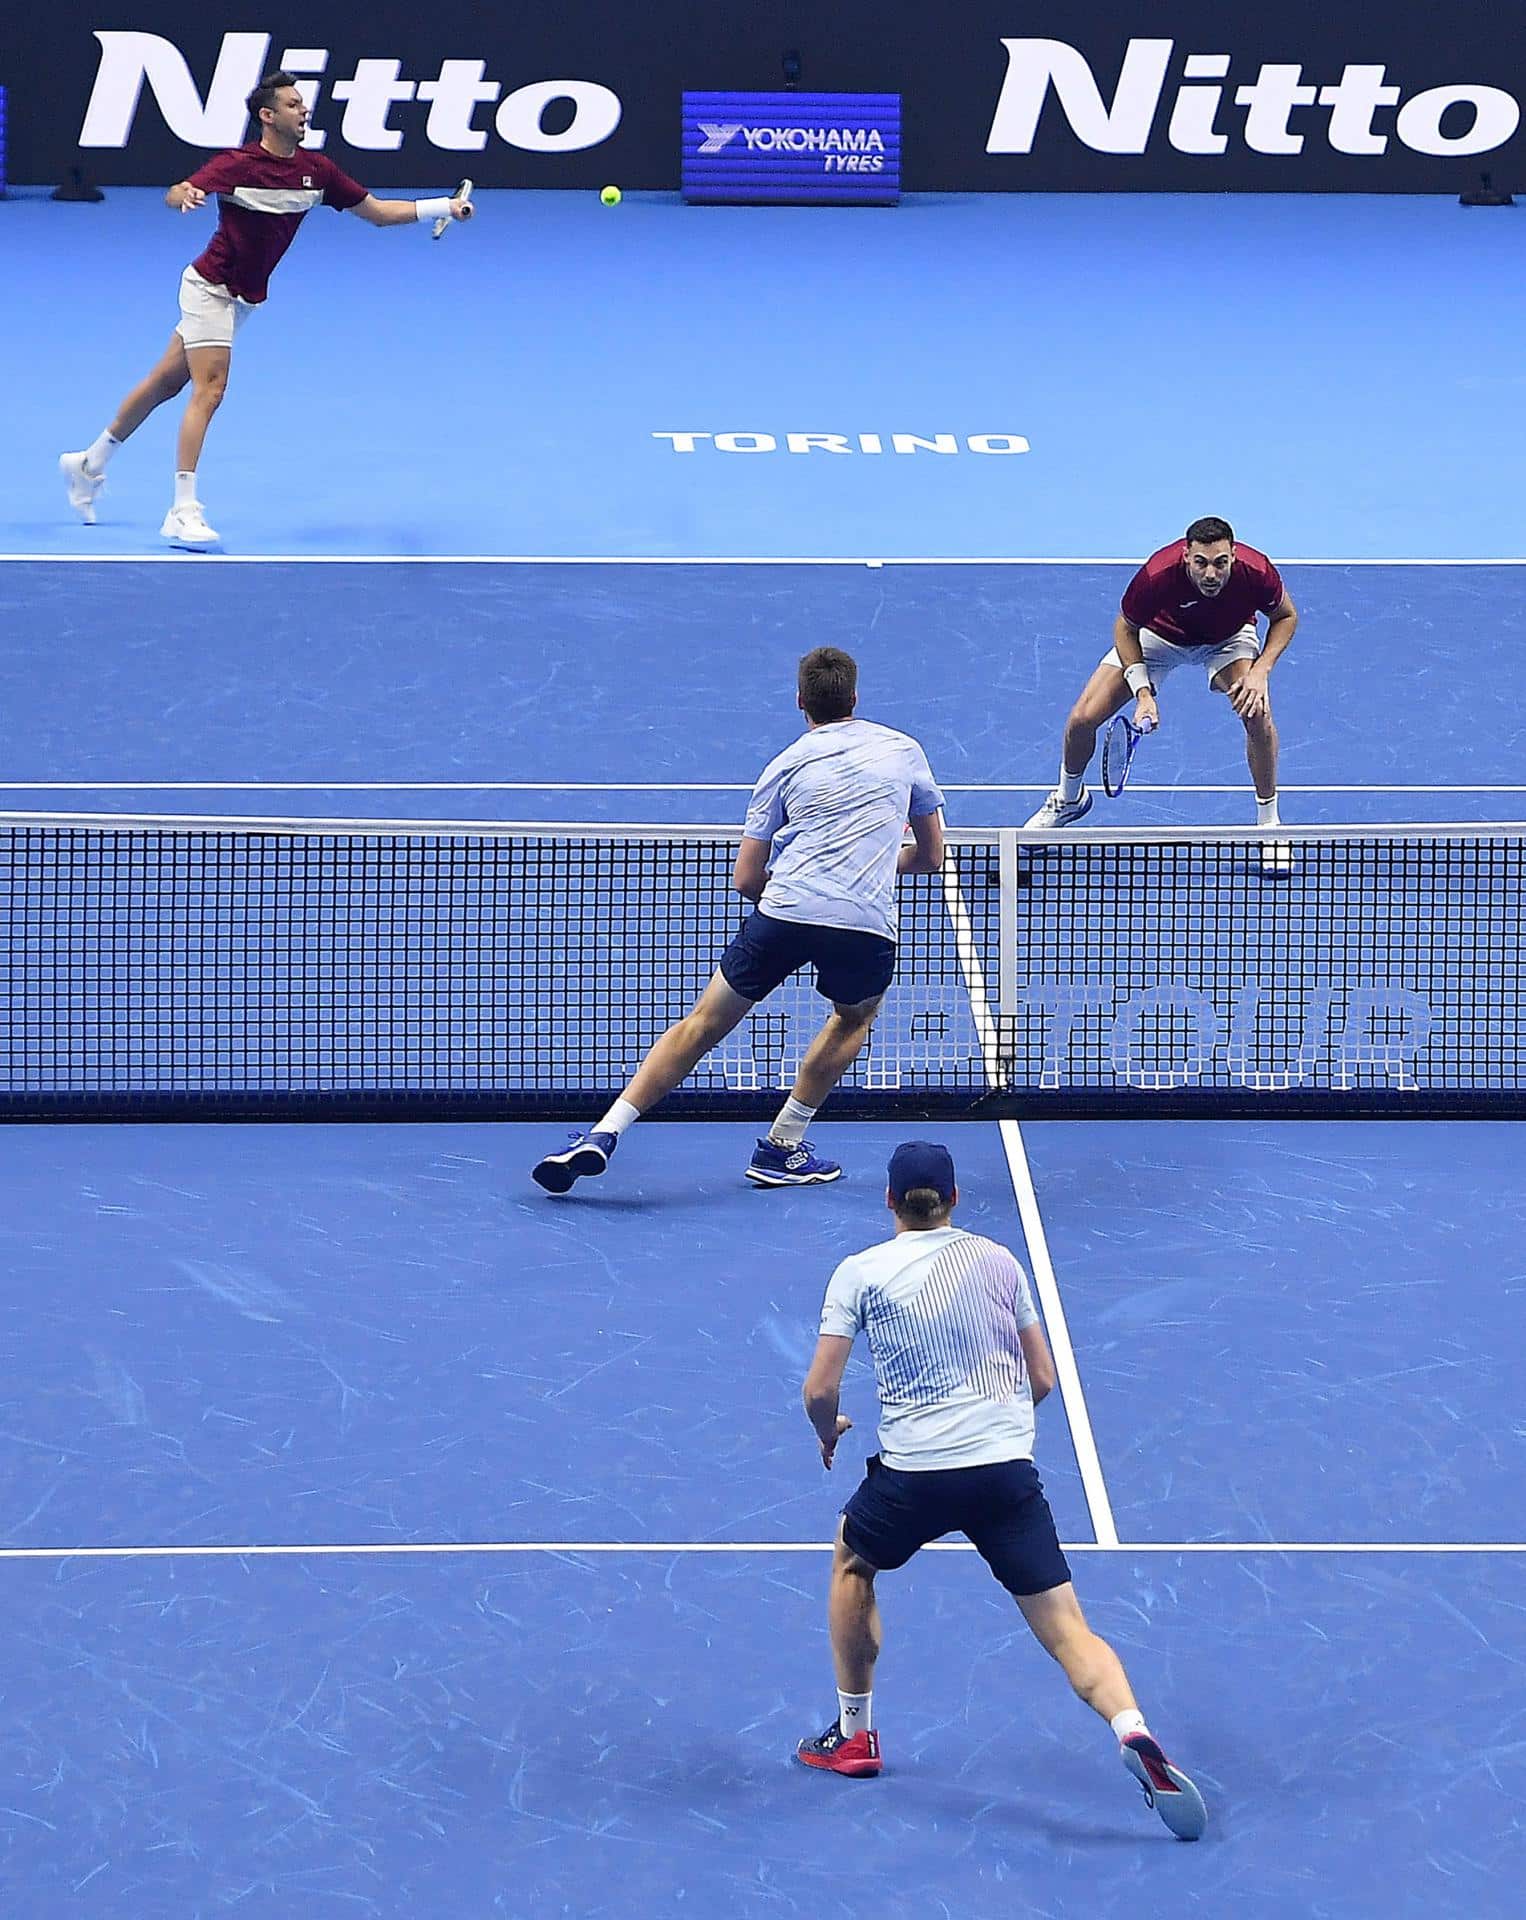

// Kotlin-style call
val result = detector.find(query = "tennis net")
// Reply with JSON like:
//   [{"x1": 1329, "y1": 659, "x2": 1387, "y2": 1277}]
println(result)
[{"x1": 0, "y1": 815, "x2": 1520, "y2": 1118}]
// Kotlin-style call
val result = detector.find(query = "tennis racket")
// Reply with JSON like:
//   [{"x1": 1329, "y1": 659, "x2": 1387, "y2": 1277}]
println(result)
[
  {"x1": 1101, "y1": 712, "x2": 1148, "y2": 798},
  {"x1": 431, "y1": 178, "x2": 473, "y2": 240}
]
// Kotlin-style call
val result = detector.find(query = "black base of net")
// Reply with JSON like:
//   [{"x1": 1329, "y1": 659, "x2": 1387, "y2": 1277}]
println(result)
[{"x1": 0, "y1": 1089, "x2": 1520, "y2": 1123}]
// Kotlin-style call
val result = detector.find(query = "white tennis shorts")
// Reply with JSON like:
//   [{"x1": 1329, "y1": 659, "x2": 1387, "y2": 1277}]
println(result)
[
  {"x1": 1102, "y1": 624, "x2": 1260, "y2": 687},
  {"x1": 175, "y1": 266, "x2": 254, "y2": 351}
]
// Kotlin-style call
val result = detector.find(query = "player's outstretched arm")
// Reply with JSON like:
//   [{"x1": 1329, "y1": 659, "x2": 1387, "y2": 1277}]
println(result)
[{"x1": 349, "y1": 193, "x2": 475, "y2": 229}]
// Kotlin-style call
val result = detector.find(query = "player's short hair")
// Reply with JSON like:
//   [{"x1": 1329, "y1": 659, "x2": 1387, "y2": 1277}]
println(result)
[
  {"x1": 1185, "y1": 515, "x2": 1235, "y2": 548},
  {"x1": 247, "y1": 70, "x2": 300, "y2": 120},
  {"x1": 895, "y1": 1186, "x2": 954, "y2": 1227},
  {"x1": 798, "y1": 647, "x2": 858, "y2": 723}
]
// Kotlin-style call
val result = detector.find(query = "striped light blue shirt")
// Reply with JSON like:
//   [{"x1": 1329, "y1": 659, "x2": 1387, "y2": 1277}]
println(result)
[
  {"x1": 743, "y1": 718, "x2": 944, "y2": 943},
  {"x1": 819, "y1": 1227, "x2": 1039, "y2": 1470}
]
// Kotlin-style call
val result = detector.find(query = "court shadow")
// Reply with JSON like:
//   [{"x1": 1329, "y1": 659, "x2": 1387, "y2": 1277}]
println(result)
[
  {"x1": 913, "y1": 1772, "x2": 1203, "y2": 1848},
  {"x1": 534, "y1": 1191, "x2": 682, "y2": 1215}
]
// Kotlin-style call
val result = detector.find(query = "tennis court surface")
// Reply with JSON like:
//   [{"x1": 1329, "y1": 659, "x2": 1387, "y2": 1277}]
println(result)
[{"x1": 3, "y1": 190, "x2": 1524, "y2": 1919}]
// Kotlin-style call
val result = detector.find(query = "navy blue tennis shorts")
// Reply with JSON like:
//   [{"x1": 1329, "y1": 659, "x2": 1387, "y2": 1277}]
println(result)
[
  {"x1": 719, "y1": 909, "x2": 896, "y2": 1007},
  {"x1": 841, "y1": 1455, "x2": 1072, "y2": 1599}
]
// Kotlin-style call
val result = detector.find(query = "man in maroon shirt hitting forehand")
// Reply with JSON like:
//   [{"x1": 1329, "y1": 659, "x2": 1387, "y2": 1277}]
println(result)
[
  {"x1": 60, "y1": 70, "x2": 473, "y2": 550},
  {"x1": 1026, "y1": 516, "x2": 1298, "y2": 833}
]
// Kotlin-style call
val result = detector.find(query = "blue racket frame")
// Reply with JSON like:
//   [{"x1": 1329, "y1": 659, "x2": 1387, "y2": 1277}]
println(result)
[{"x1": 1101, "y1": 712, "x2": 1144, "y2": 798}]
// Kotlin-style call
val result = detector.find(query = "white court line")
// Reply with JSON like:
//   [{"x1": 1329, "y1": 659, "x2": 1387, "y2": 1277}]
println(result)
[
  {"x1": 1, "y1": 553, "x2": 1523, "y2": 566},
  {"x1": 0, "y1": 782, "x2": 1523, "y2": 796},
  {"x1": 0, "y1": 1540, "x2": 1519, "y2": 1562},
  {"x1": 939, "y1": 852, "x2": 1119, "y2": 1549},
  {"x1": 999, "y1": 1120, "x2": 1120, "y2": 1548}
]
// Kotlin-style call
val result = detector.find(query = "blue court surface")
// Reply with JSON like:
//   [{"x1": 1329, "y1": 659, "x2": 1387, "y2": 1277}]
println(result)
[{"x1": 2, "y1": 187, "x2": 1524, "y2": 1918}]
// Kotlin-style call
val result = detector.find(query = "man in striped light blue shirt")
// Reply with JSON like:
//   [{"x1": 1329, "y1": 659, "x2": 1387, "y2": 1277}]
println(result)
[
  {"x1": 796, "y1": 1141, "x2": 1208, "y2": 1841},
  {"x1": 533, "y1": 648, "x2": 945, "y2": 1195}
]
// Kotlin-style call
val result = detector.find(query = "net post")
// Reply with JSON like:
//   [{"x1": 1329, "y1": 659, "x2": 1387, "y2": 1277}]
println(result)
[{"x1": 997, "y1": 827, "x2": 1020, "y2": 1017}]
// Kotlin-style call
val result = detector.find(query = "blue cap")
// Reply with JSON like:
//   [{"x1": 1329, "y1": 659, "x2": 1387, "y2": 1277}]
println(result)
[{"x1": 887, "y1": 1140, "x2": 956, "y2": 1203}]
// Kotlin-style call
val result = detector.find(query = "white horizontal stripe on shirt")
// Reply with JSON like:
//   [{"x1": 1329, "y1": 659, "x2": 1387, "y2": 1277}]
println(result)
[{"x1": 224, "y1": 187, "x2": 324, "y2": 215}]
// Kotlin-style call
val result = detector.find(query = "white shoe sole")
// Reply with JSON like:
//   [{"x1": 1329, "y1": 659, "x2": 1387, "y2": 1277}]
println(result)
[
  {"x1": 531, "y1": 1143, "x2": 609, "y2": 1194},
  {"x1": 1122, "y1": 1741, "x2": 1207, "y2": 1841},
  {"x1": 1259, "y1": 842, "x2": 1294, "y2": 878},
  {"x1": 1023, "y1": 795, "x2": 1093, "y2": 830},
  {"x1": 744, "y1": 1164, "x2": 844, "y2": 1187},
  {"x1": 160, "y1": 512, "x2": 219, "y2": 551},
  {"x1": 59, "y1": 454, "x2": 103, "y2": 526}
]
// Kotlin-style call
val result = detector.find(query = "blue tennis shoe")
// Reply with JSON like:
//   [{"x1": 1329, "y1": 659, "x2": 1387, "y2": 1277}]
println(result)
[
  {"x1": 532, "y1": 1129, "x2": 617, "y2": 1194},
  {"x1": 745, "y1": 1137, "x2": 843, "y2": 1187}
]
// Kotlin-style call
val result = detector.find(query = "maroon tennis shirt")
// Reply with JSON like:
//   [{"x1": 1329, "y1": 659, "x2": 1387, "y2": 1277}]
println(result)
[
  {"x1": 185, "y1": 143, "x2": 368, "y2": 304},
  {"x1": 1121, "y1": 542, "x2": 1286, "y2": 647}
]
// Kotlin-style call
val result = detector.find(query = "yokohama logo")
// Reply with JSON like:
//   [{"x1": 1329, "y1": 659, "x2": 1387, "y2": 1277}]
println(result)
[
  {"x1": 988, "y1": 37, "x2": 1522, "y2": 157},
  {"x1": 78, "y1": 30, "x2": 622, "y2": 152}
]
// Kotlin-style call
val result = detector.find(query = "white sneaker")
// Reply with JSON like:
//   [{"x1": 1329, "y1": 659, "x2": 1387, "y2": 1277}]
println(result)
[
  {"x1": 1024, "y1": 787, "x2": 1093, "y2": 829},
  {"x1": 59, "y1": 451, "x2": 107, "y2": 525},
  {"x1": 1259, "y1": 838, "x2": 1294, "y2": 878},
  {"x1": 161, "y1": 502, "x2": 220, "y2": 551}
]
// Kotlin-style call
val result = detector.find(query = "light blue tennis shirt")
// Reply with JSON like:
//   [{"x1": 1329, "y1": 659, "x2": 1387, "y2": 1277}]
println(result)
[
  {"x1": 742, "y1": 718, "x2": 945, "y2": 943},
  {"x1": 819, "y1": 1227, "x2": 1040, "y2": 1470}
]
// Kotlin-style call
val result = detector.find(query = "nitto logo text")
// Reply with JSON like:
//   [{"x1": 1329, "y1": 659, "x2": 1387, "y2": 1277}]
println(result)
[
  {"x1": 79, "y1": 30, "x2": 622, "y2": 152},
  {"x1": 988, "y1": 37, "x2": 1521, "y2": 158}
]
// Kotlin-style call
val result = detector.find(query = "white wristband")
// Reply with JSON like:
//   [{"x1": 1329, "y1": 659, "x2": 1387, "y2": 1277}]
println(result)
[
  {"x1": 416, "y1": 197, "x2": 453, "y2": 223},
  {"x1": 1123, "y1": 662, "x2": 1153, "y2": 695}
]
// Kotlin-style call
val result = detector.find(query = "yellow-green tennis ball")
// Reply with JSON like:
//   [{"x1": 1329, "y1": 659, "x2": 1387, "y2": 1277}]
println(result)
[{"x1": 600, "y1": 185, "x2": 622, "y2": 207}]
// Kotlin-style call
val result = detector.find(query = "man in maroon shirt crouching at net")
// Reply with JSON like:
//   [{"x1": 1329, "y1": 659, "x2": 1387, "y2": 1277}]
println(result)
[
  {"x1": 1026, "y1": 515, "x2": 1298, "y2": 841},
  {"x1": 60, "y1": 70, "x2": 473, "y2": 550}
]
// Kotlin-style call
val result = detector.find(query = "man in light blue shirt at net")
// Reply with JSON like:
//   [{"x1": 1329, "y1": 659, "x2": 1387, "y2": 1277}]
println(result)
[{"x1": 533, "y1": 648, "x2": 946, "y2": 1193}]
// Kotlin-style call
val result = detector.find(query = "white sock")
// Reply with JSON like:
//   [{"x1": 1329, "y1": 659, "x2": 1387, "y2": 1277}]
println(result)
[
  {"x1": 1059, "y1": 764, "x2": 1085, "y2": 803},
  {"x1": 1256, "y1": 792, "x2": 1281, "y2": 827},
  {"x1": 837, "y1": 1689, "x2": 873, "y2": 1735},
  {"x1": 84, "y1": 432, "x2": 120, "y2": 475},
  {"x1": 173, "y1": 471, "x2": 200, "y2": 509},
  {"x1": 769, "y1": 1095, "x2": 817, "y2": 1146},
  {"x1": 594, "y1": 1097, "x2": 640, "y2": 1139},
  {"x1": 1111, "y1": 1708, "x2": 1148, "y2": 1743}
]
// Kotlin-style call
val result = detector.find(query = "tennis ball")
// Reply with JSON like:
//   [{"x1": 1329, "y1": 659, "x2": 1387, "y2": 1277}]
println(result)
[{"x1": 600, "y1": 185, "x2": 622, "y2": 207}]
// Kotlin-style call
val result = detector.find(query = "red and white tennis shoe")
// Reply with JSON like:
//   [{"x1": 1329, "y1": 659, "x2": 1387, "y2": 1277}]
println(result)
[
  {"x1": 1120, "y1": 1731, "x2": 1207, "y2": 1840},
  {"x1": 795, "y1": 1719, "x2": 882, "y2": 1777}
]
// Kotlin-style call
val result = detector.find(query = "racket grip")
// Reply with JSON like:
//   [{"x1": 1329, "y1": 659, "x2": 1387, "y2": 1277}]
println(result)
[{"x1": 431, "y1": 178, "x2": 473, "y2": 240}]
